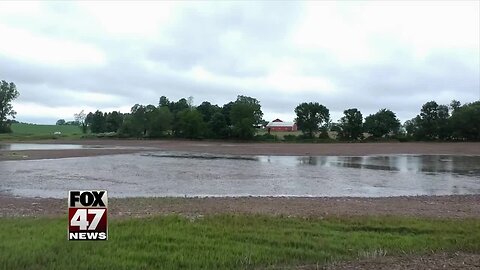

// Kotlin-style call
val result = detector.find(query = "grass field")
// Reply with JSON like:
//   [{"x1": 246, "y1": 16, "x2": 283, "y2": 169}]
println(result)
[
  {"x1": 0, "y1": 215, "x2": 478, "y2": 269},
  {"x1": 0, "y1": 123, "x2": 82, "y2": 141}
]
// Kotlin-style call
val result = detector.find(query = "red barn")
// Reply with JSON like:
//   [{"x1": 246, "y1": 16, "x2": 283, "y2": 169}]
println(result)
[{"x1": 266, "y1": 119, "x2": 297, "y2": 132}]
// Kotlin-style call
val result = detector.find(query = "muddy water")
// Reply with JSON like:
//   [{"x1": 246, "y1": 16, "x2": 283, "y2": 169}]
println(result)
[{"x1": 0, "y1": 152, "x2": 479, "y2": 198}]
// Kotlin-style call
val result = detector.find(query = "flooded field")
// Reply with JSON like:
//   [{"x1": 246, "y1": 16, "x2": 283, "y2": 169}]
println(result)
[{"x1": 0, "y1": 151, "x2": 479, "y2": 198}]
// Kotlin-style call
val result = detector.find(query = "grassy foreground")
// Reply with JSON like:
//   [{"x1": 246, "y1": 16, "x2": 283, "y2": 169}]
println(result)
[{"x1": 0, "y1": 215, "x2": 479, "y2": 269}]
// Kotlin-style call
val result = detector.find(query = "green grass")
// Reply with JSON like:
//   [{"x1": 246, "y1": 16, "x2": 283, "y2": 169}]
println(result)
[
  {"x1": 10, "y1": 123, "x2": 81, "y2": 134},
  {"x1": 0, "y1": 215, "x2": 478, "y2": 269},
  {"x1": 0, "y1": 123, "x2": 82, "y2": 141}
]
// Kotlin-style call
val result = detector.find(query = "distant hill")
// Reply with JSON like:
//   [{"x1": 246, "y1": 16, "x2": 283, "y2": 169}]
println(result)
[{"x1": 10, "y1": 123, "x2": 81, "y2": 135}]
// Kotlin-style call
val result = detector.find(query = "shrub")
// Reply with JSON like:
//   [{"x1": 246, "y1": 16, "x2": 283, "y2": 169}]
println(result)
[
  {"x1": 254, "y1": 133, "x2": 277, "y2": 141},
  {"x1": 283, "y1": 134, "x2": 298, "y2": 142}
]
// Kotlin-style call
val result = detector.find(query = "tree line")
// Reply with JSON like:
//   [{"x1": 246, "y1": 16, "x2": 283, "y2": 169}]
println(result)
[
  {"x1": 0, "y1": 80, "x2": 478, "y2": 141},
  {"x1": 73, "y1": 96, "x2": 479, "y2": 141},
  {"x1": 77, "y1": 95, "x2": 264, "y2": 140}
]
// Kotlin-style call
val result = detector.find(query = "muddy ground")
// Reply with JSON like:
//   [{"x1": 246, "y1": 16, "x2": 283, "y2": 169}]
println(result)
[
  {"x1": 2, "y1": 195, "x2": 479, "y2": 219},
  {"x1": 1, "y1": 140, "x2": 480, "y2": 161},
  {"x1": 321, "y1": 252, "x2": 480, "y2": 270}
]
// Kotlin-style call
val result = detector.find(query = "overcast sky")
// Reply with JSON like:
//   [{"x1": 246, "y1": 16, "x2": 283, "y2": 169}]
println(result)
[{"x1": 0, "y1": 1, "x2": 479, "y2": 124}]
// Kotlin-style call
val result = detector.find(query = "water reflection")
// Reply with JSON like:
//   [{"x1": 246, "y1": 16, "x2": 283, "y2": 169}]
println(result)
[{"x1": 288, "y1": 155, "x2": 480, "y2": 177}]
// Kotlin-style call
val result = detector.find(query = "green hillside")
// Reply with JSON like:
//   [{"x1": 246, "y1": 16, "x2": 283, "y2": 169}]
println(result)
[
  {"x1": 0, "y1": 123, "x2": 82, "y2": 140},
  {"x1": 10, "y1": 123, "x2": 81, "y2": 135}
]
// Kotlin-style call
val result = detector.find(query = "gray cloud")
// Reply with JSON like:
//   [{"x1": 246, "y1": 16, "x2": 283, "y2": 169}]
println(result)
[
  {"x1": 0, "y1": 1, "x2": 478, "y2": 124},
  {"x1": 148, "y1": 3, "x2": 302, "y2": 76}
]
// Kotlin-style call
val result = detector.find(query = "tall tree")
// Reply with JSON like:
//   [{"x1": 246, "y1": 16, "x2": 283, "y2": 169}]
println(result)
[
  {"x1": 158, "y1": 96, "x2": 170, "y2": 108},
  {"x1": 118, "y1": 115, "x2": 142, "y2": 138},
  {"x1": 148, "y1": 107, "x2": 173, "y2": 137},
  {"x1": 197, "y1": 101, "x2": 220, "y2": 123},
  {"x1": 404, "y1": 116, "x2": 421, "y2": 139},
  {"x1": 229, "y1": 96, "x2": 263, "y2": 139},
  {"x1": 90, "y1": 110, "x2": 107, "y2": 133},
  {"x1": 0, "y1": 80, "x2": 20, "y2": 133},
  {"x1": 105, "y1": 111, "x2": 123, "y2": 132},
  {"x1": 56, "y1": 119, "x2": 66, "y2": 125},
  {"x1": 130, "y1": 104, "x2": 148, "y2": 137},
  {"x1": 413, "y1": 101, "x2": 450, "y2": 140},
  {"x1": 235, "y1": 95, "x2": 263, "y2": 125},
  {"x1": 170, "y1": 98, "x2": 191, "y2": 136},
  {"x1": 230, "y1": 103, "x2": 256, "y2": 139},
  {"x1": 221, "y1": 101, "x2": 235, "y2": 126},
  {"x1": 176, "y1": 109, "x2": 206, "y2": 139},
  {"x1": 208, "y1": 112, "x2": 229, "y2": 138},
  {"x1": 450, "y1": 100, "x2": 461, "y2": 113},
  {"x1": 170, "y1": 98, "x2": 189, "y2": 114},
  {"x1": 449, "y1": 101, "x2": 480, "y2": 140},
  {"x1": 338, "y1": 108, "x2": 363, "y2": 140},
  {"x1": 436, "y1": 104, "x2": 450, "y2": 140},
  {"x1": 363, "y1": 109, "x2": 400, "y2": 138},
  {"x1": 294, "y1": 102, "x2": 330, "y2": 138},
  {"x1": 418, "y1": 101, "x2": 440, "y2": 139}
]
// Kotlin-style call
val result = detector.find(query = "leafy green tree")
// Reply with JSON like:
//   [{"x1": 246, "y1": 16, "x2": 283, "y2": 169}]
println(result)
[
  {"x1": 85, "y1": 112, "x2": 93, "y2": 128},
  {"x1": 413, "y1": 101, "x2": 450, "y2": 140},
  {"x1": 338, "y1": 108, "x2": 363, "y2": 140},
  {"x1": 436, "y1": 104, "x2": 450, "y2": 140},
  {"x1": 418, "y1": 101, "x2": 440, "y2": 139},
  {"x1": 148, "y1": 107, "x2": 173, "y2": 137},
  {"x1": 56, "y1": 119, "x2": 66, "y2": 125},
  {"x1": 158, "y1": 96, "x2": 170, "y2": 108},
  {"x1": 0, "y1": 80, "x2": 20, "y2": 133},
  {"x1": 364, "y1": 109, "x2": 400, "y2": 138},
  {"x1": 449, "y1": 101, "x2": 480, "y2": 140},
  {"x1": 221, "y1": 101, "x2": 235, "y2": 126},
  {"x1": 208, "y1": 112, "x2": 229, "y2": 138},
  {"x1": 197, "y1": 101, "x2": 221, "y2": 123},
  {"x1": 450, "y1": 100, "x2": 461, "y2": 113},
  {"x1": 404, "y1": 116, "x2": 421, "y2": 139},
  {"x1": 105, "y1": 111, "x2": 123, "y2": 132},
  {"x1": 229, "y1": 96, "x2": 263, "y2": 139},
  {"x1": 230, "y1": 103, "x2": 255, "y2": 139},
  {"x1": 235, "y1": 95, "x2": 263, "y2": 125},
  {"x1": 127, "y1": 104, "x2": 148, "y2": 137},
  {"x1": 170, "y1": 98, "x2": 189, "y2": 114},
  {"x1": 176, "y1": 109, "x2": 206, "y2": 138},
  {"x1": 118, "y1": 115, "x2": 142, "y2": 138},
  {"x1": 90, "y1": 110, "x2": 107, "y2": 133},
  {"x1": 170, "y1": 98, "x2": 191, "y2": 136},
  {"x1": 294, "y1": 102, "x2": 330, "y2": 138},
  {"x1": 118, "y1": 105, "x2": 156, "y2": 138}
]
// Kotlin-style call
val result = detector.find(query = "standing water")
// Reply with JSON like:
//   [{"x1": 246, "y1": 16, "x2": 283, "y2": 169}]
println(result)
[{"x1": 0, "y1": 152, "x2": 479, "y2": 198}]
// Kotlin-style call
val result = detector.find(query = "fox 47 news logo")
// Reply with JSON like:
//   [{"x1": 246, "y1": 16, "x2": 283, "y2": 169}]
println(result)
[{"x1": 68, "y1": 190, "x2": 108, "y2": 241}]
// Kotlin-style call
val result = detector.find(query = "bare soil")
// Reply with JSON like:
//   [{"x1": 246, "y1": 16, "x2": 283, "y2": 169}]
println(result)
[
  {"x1": 1, "y1": 195, "x2": 479, "y2": 219},
  {"x1": 320, "y1": 252, "x2": 480, "y2": 270},
  {"x1": 1, "y1": 140, "x2": 480, "y2": 161}
]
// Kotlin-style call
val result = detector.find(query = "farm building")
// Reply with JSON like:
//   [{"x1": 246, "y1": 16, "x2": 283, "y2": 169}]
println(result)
[{"x1": 266, "y1": 119, "x2": 297, "y2": 132}]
